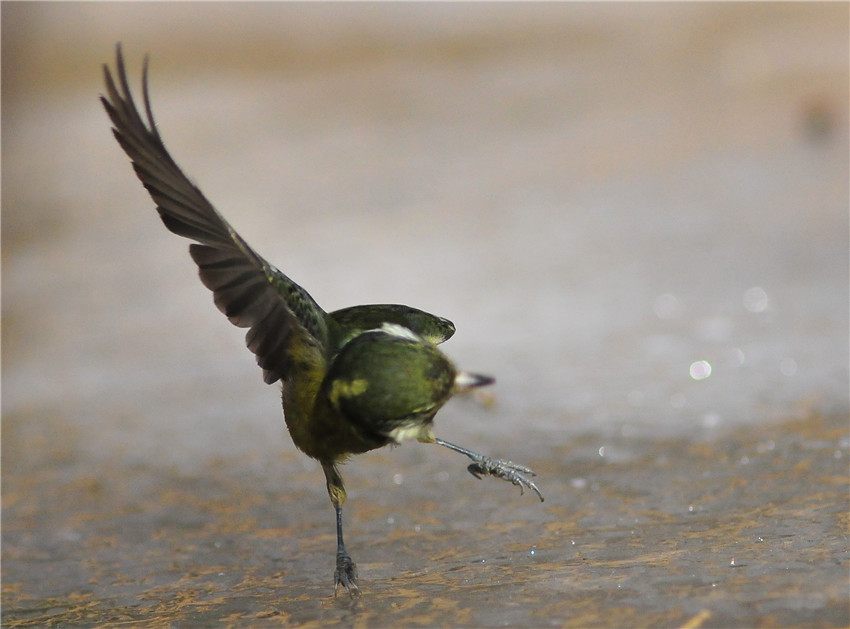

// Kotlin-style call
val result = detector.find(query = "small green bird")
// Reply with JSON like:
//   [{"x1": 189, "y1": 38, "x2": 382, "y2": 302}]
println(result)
[{"x1": 101, "y1": 45, "x2": 543, "y2": 596}]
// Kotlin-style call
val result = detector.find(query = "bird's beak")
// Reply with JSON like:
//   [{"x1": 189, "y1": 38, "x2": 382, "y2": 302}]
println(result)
[{"x1": 454, "y1": 371, "x2": 495, "y2": 392}]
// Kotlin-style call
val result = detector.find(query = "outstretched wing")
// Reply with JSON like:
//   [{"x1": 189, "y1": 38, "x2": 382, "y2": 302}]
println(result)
[{"x1": 101, "y1": 44, "x2": 327, "y2": 384}]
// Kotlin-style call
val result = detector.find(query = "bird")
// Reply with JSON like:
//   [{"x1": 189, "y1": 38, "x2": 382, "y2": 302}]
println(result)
[{"x1": 101, "y1": 44, "x2": 543, "y2": 597}]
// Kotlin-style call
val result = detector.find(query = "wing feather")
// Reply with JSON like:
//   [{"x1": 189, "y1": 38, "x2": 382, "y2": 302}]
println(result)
[{"x1": 101, "y1": 44, "x2": 327, "y2": 385}]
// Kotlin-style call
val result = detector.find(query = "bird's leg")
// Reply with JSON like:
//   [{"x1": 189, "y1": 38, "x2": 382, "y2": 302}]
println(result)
[
  {"x1": 323, "y1": 463, "x2": 360, "y2": 597},
  {"x1": 434, "y1": 438, "x2": 545, "y2": 502},
  {"x1": 334, "y1": 503, "x2": 359, "y2": 596}
]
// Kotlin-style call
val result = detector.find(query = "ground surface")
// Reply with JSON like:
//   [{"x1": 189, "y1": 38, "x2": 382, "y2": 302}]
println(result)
[{"x1": 3, "y1": 4, "x2": 848, "y2": 627}]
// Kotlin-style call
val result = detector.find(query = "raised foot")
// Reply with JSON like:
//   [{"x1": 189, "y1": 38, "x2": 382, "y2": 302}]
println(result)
[
  {"x1": 333, "y1": 552, "x2": 360, "y2": 598},
  {"x1": 467, "y1": 456, "x2": 545, "y2": 502},
  {"x1": 434, "y1": 438, "x2": 545, "y2": 502}
]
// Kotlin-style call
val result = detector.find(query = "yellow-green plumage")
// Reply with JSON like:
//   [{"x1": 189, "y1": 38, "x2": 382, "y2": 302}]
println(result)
[
  {"x1": 325, "y1": 328, "x2": 456, "y2": 438},
  {"x1": 101, "y1": 44, "x2": 542, "y2": 597}
]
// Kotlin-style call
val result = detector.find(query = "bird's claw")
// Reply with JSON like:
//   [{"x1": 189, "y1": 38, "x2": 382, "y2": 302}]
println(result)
[
  {"x1": 333, "y1": 552, "x2": 360, "y2": 598},
  {"x1": 466, "y1": 456, "x2": 545, "y2": 502}
]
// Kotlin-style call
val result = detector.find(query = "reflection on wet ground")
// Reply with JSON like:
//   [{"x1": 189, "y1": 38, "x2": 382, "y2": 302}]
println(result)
[{"x1": 3, "y1": 3, "x2": 848, "y2": 627}]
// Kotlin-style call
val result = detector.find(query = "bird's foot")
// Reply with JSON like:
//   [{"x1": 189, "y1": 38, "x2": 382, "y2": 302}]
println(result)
[
  {"x1": 333, "y1": 551, "x2": 360, "y2": 597},
  {"x1": 434, "y1": 438, "x2": 545, "y2": 502},
  {"x1": 467, "y1": 456, "x2": 545, "y2": 502}
]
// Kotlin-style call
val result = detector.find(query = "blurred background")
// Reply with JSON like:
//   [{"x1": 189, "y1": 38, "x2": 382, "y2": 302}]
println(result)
[{"x1": 3, "y1": 3, "x2": 848, "y2": 626}]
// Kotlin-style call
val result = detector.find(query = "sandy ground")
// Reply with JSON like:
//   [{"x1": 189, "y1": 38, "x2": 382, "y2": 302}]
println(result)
[{"x1": 3, "y1": 3, "x2": 848, "y2": 627}]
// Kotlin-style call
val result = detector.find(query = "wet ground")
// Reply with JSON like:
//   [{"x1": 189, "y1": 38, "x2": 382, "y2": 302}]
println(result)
[
  {"x1": 3, "y1": 4, "x2": 848, "y2": 627},
  {"x1": 4, "y1": 411, "x2": 848, "y2": 627}
]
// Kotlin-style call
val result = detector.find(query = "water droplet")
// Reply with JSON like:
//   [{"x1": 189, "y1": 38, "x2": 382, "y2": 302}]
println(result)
[
  {"x1": 743, "y1": 286, "x2": 769, "y2": 313},
  {"x1": 779, "y1": 357, "x2": 797, "y2": 376},
  {"x1": 393, "y1": 473, "x2": 404, "y2": 485},
  {"x1": 689, "y1": 360, "x2": 712, "y2": 380},
  {"x1": 598, "y1": 446, "x2": 606, "y2": 457}
]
